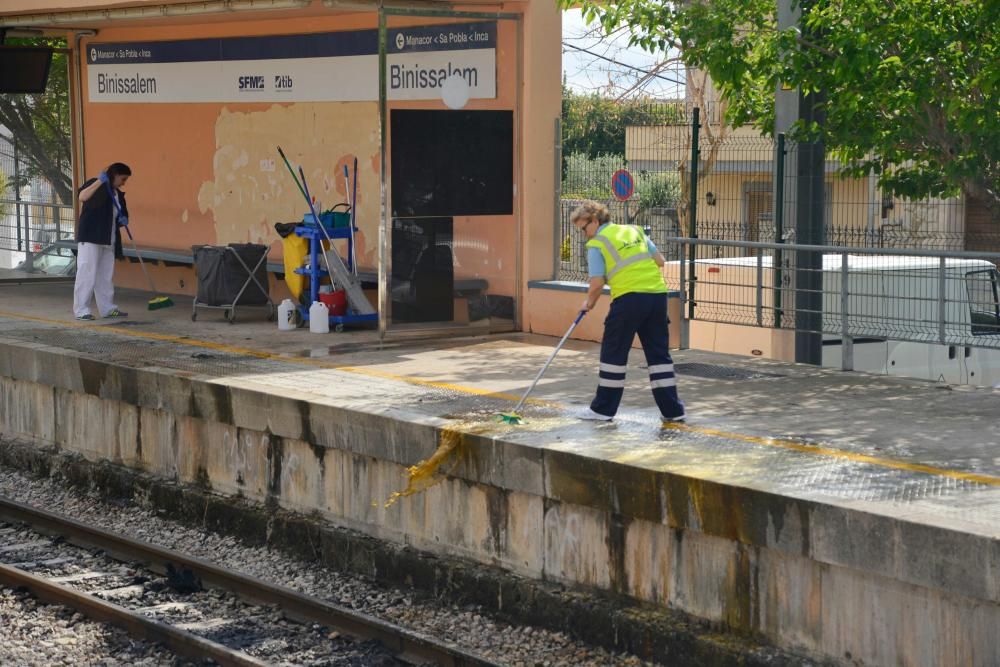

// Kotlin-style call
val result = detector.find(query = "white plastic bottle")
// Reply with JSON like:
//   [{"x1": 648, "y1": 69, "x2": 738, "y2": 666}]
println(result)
[
  {"x1": 277, "y1": 299, "x2": 296, "y2": 331},
  {"x1": 309, "y1": 301, "x2": 329, "y2": 333}
]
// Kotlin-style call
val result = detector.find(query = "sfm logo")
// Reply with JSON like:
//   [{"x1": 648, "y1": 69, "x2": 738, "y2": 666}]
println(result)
[{"x1": 238, "y1": 75, "x2": 265, "y2": 90}]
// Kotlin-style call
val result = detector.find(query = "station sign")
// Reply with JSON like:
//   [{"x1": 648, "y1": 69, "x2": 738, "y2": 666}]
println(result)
[{"x1": 86, "y1": 22, "x2": 497, "y2": 103}]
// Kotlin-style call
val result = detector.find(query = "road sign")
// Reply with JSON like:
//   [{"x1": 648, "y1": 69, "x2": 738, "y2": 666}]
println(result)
[{"x1": 612, "y1": 169, "x2": 634, "y2": 201}]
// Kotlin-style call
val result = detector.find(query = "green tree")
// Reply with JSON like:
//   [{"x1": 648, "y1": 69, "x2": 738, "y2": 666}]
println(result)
[
  {"x1": 0, "y1": 38, "x2": 72, "y2": 204},
  {"x1": 562, "y1": 85, "x2": 684, "y2": 159},
  {"x1": 568, "y1": 0, "x2": 1000, "y2": 211}
]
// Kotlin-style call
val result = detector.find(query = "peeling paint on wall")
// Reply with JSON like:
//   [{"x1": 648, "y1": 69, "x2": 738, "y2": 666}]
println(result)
[{"x1": 197, "y1": 103, "x2": 380, "y2": 266}]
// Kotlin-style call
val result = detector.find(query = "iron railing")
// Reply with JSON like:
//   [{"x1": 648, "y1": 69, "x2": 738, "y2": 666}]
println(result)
[
  {"x1": 0, "y1": 135, "x2": 74, "y2": 265},
  {"x1": 662, "y1": 237, "x2": 1000, "y2": 376}
]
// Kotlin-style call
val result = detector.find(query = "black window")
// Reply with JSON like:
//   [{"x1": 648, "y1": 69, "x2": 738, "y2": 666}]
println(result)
[{"x1": 965, "y1": 269, "x2": 1000, "y2": 336}]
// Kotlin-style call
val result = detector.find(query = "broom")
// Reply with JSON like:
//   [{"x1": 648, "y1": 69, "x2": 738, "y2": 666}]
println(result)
[
  {"x1": 107, "y1": 182, "x2": 174, "y2": 310},
  {"x1": 497, "y1": 309, "x2": 586, "y2": 425}
]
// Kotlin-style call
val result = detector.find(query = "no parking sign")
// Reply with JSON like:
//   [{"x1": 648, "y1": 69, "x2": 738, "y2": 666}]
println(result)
[{"x1": 612, "y1": 169, "x2": 634, "y2": 201}]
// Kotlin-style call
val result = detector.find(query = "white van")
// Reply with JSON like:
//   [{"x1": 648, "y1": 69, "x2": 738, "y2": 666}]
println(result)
[{"x1": 667, "y1": 254, "x2": 1000, "y2": 387}]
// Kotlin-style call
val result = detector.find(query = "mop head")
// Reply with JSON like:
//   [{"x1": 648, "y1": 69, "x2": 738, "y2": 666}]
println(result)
[
  {"x1": 148, "y1": 296, "x2": 174, "y2": 310},
  {"x1": 496, "y1": 412, "x2": 524, "y2": 425}
]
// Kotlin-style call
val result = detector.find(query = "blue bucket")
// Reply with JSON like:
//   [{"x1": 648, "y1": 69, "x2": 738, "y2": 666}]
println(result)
[{"x1": 303, "y1": 210, "x2": 350, "y2": 230}]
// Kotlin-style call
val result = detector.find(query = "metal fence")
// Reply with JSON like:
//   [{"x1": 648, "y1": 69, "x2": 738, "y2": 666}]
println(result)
[
  {"x1": 558, "y1": 103, "x2": 1000, "y2": 282},
  {"x1": 661, "y1": 237, "x2": 1000, "y2": 383},
  {"x1": 0, "y1": 135, "x2": 74, "y2": 265}
]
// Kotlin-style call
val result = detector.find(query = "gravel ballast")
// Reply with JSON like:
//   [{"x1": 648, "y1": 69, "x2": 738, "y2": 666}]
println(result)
[
  {"x1": 0, "y1": 585, "x2": 189, "y2": 666},
  {"x1": 0, "y1": 461, "x2": 660, "y2": 667}
]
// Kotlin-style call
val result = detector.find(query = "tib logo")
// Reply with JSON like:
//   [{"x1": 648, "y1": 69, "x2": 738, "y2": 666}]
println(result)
[{"x1": 395, "y1": 33, "x2": 405, "y2": 50}]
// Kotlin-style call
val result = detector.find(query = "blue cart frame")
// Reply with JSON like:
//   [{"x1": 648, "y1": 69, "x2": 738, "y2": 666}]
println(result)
[{"x1": 293, "y1": 222, "x2": 378, "y2": 332}]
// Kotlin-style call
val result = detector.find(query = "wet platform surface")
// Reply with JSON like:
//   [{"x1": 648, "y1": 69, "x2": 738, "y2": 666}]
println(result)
[{"x1": 3, "y1": 281, "x2": 1000, "y2": 539}]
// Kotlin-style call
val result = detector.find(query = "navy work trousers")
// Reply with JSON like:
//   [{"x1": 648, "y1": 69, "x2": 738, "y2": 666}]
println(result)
[{"x1": 590, "y1": 291, "x2": 685, "y2": 419}]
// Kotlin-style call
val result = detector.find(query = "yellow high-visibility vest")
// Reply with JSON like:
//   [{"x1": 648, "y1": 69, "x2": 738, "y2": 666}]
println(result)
[{"x1": 586, "y1": 223, "x2": 667, "y2": 299}]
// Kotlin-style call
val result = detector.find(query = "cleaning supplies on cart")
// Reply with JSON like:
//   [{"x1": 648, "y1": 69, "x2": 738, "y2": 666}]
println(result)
[
  {"x1": 276, "y1": 223, "x2": 309, "y2": 302},
  {"x1": 278, "y1": 299, "x2": 296, "y2": 331},
  {"x1": 309, "y1": 301, "x2": 330, "y2": 333},
  {"x1": 319, "y1": 289, "x2": 347, "y2": 316}
]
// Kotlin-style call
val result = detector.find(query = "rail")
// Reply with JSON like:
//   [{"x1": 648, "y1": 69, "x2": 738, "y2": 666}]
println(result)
[{"x1": 0, "y1": 496, "x2": 496, "y2": 667}]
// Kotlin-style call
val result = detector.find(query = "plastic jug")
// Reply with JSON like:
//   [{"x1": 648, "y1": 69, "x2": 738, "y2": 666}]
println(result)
[
  {"x1": 309, "y1": 301, "x2": 330, "y2": 333},
  {"x1": 277, "y1": 299, "x2": 296, "y2": 331}
]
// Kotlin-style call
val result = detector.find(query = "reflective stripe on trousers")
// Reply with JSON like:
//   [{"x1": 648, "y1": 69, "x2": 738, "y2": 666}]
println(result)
[{"x1": 590, "y1": 292, "x2": 685, "y2": 420}]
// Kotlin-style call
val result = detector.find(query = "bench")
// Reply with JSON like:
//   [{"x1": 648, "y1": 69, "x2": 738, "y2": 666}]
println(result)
[{"x1": 52, "y1": 239, "x2": 489, "y2": 295}]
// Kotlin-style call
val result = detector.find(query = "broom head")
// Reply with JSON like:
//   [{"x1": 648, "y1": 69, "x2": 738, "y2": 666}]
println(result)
[
  {"x1": 148, "y1": 296, "x2": 174, "y2": 310},
  {"x1": 496, "y1": 412, "x2": 524, "y2": 425}
]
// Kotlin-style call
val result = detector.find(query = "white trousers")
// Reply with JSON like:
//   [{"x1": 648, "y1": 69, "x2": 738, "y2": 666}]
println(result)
[{"x1": 73, "y1": 242, "x2": 118, "y2": 317}]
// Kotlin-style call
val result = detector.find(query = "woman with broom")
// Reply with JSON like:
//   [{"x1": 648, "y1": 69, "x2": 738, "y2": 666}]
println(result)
[{"x1": 73, "y1": 162, "x2": 131, "y2": 320}]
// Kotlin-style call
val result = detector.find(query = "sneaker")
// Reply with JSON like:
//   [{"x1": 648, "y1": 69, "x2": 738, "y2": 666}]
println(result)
[
  {"x1": 103, "y1": 308, "x2": 128, "y2": 318},
  {"x1": 75, "y1": 313, "x2": 95, "y2": 321},
  {"x1": 578, "y1": 408, "x2": 613, "y2": 422},
  {"x1": 662, "y1": 414, "x2": 686, "y2": 423}
]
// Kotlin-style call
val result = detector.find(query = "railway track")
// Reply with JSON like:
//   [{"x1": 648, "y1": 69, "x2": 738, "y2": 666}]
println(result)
[{"x1": 0, "y1": 496, "x2": 496, "y2": 667}]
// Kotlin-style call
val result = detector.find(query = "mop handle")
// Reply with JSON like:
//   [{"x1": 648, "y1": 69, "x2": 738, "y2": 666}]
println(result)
[
  {"x1": 510, "y1": 309, "x2": 587, "y2": 414},
  {"x1": 350, "y1": 157, "x2": 358, "y2": 274},
  {"x1": 344, "y1": 164, "x2": 357, "y2": 275},
  {"x1": 277, "y1": 146, "x2": 309, "y2": 202},
  {"x1": 106, "y1": 181, "x2": 157, "y2": 293},
  {"x1": 297, "y1": 165, "x2": 341, "y2": 287}
]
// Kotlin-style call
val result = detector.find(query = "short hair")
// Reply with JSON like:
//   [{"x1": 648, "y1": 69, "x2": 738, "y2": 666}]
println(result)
[
  {"x1": 570, "y1": 200, "x2": 610, "y2": 226},
  {"x1": 106, "y1": 162, "x2": 132, "y2": 178}
]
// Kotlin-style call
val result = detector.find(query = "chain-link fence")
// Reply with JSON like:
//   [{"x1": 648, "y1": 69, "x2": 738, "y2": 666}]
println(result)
[
  {"x1": 557, "y1": 103, "x2": 1000, "y2": 281},
  {"x1": 0, "y1": 134, "x2": 74, "y2": 268}
]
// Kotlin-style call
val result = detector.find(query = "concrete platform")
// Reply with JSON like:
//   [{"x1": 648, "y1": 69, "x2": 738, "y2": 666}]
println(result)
[{"x1": 2, "y1": 282, "x2": 1000, "y2": 665}]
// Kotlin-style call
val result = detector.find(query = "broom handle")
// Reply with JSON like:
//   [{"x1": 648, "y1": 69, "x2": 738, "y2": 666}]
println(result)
[
  {"x1": 511, "y1": 309, "x2": 586, "y2": 414},
  {"x1": 123, "y1": 226, "x2": 159, "y2": 294},
  {"x1": 106, "y1": 181, "x2": 158, "y2": 294}
]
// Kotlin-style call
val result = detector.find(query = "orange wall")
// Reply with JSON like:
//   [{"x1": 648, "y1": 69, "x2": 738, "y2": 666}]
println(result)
[
  {"x1": 62, "y1": 5, "x2": 556, "y2": 305},
  {"x1": 527, "y1": 287, "x2": 682, "y2": 349}
]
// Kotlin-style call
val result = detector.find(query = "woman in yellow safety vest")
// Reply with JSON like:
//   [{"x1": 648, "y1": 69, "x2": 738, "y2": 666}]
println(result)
[{"x1": 571, "y1": 200, "x2": 685, "y2": 422}]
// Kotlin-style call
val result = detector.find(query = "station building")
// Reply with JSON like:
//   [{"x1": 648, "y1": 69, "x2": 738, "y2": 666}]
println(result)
[{"x1": 0, "y1": 0, "x2": 588, "y2": 339}]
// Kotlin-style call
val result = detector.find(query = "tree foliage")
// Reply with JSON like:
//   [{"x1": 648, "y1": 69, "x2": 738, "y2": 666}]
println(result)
[
  {"x1": 568, "y1": 0, "x2": 1000, "y2": 209},
  {"x1": 562, "y1": 85, "x2": 684, "y2": 158},
  {"x1": 0, "y1": 37, "x2": 72, "y2": 204}
]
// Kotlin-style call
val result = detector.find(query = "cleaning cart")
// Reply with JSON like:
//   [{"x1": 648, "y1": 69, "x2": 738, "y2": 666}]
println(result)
[
  {"x1": 293, "y1": 207, "x2": 377, "y2": 332},
  {"x1": 191, "y1": 243, "x2": 274, "y2": 324}
]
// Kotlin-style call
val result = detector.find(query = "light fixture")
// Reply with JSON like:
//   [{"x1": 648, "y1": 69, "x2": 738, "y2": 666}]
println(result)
[{"x1": 705, "y1": 192, "x2": 716, "y2": 206}]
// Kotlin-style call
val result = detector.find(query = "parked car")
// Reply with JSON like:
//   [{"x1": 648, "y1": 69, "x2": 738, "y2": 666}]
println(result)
[{"x1": 15, "y1": 243, "x2": 76, "y2": 277}]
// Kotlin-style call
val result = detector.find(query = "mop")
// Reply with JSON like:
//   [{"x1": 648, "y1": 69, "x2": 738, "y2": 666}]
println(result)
[
  {"x1": 497, "y1": 309, "x2": 587, "y2": 425},
  {"x1": 106, "y1": 182, "x2": 174, "y2": 310},
  {"x1": 296, "y1": 165, "x2": 375, "y2": 315},
  {"x1": 343, "y1": 161, "x2": 358, "y2": 275}
]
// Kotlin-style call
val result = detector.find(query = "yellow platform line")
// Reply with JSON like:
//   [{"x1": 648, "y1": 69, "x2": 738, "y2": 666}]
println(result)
[
  {"x1": 3, "y1": 308, "x2": 999, "y2": 487},
  {"x1": 0, "y1": 309, "x2": 530, "y2": 404},
  {"x1": 665, "y1": 423, "x2": 1000, "y2": 487}
]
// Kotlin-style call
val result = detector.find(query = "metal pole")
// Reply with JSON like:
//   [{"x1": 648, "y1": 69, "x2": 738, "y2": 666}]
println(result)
[
  {"x1": 938, "y1": 256, "x2": 947, "y2": 344},
  {"x1": 377, "y1": 7, "x2": 388, "y2": 342},
  {"x1": 687, "y1": 107, "x2": 700, "y2": 320},
  {"x1": 553, "y1": 117, "x2": 562, "y2": 279},
  {"x1": 774, "y1": 132, "x2": 785, "y2": 328},
  {"x1": 841, "y1": 252, "x2": 853, "y2": 371},
  {"x1": 756, "y1": 251, "x2": 764, "y2": 327},
  {"x1": 793, "y1": 87, "x2": 826, "y2": 365},
  {"x1": 14, "y1": 139, "x2": 24, "y2": 254},
  {"x1": 678, "y1": 240, "x2": 689, "y2": 349}
]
